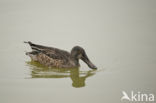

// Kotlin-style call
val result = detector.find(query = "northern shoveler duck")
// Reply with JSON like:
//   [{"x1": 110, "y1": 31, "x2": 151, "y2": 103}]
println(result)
[{"x1": 24, "y1": 41, "x2": 97, "y2": 69}]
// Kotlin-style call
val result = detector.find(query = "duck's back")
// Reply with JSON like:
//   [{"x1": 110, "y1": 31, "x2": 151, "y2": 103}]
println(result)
[{"x1": 25, "y1": 42, "x2": 76, "y2": 68}]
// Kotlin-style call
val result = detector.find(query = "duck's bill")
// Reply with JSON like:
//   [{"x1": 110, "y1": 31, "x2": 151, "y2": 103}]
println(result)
[
  {"x1": 86, "y1": 60, "x2": 97, "y2": 69},
  {"x1": 81, "y1": 54, "x2": 97, "y2": 69}
]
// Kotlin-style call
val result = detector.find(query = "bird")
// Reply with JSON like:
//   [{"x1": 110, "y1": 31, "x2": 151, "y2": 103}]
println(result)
[{"x1": 24, "y1": 41, "x2": 97, "y2": 69}]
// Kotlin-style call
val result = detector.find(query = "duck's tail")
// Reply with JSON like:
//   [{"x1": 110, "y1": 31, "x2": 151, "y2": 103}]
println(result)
[
  {"x1": 24, "y1": 41, "x2": 32, "y2": 45},
  {"x1": 24, "y1": 41, "x2": 40, "y2": 61},
  {"x1": 24, "y1": 41, "x2": 36, "y2": 50},
  {"x1": 24, "y1": 41, "x2": 36, "y2": 49},
  {"x1": 24, "y1": 41, "x2": 43, "y2": 52}
]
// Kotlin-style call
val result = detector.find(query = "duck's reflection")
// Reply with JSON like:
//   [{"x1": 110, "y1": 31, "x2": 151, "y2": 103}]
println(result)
[{"x1": 26, "y1": 61, "x2": 96, "y2": 88}]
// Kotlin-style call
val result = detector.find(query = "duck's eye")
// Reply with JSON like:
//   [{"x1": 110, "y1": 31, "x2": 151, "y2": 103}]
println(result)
[
  {"x1": 78, "y1": 50, "x2": 83, "y2": 54},
  {"x1": 78, "y1": 54, "x2": 82, "y2": 59},
  {"x1": 77, "y1": 51, "x2": 81, "y2": 54}
]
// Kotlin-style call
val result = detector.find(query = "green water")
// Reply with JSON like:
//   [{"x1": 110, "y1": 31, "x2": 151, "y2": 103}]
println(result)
[
  {"x1": 27, "y1": 61, "x2": 97, "y2": 88},
  {"x1": 0, "y1": 0, "x2": 156, "y2": 103}
]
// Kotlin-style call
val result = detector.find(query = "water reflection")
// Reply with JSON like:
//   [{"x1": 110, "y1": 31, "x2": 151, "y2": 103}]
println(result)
[{"x1": 26, "y1": 61, "x2": 96, "y2": 88}]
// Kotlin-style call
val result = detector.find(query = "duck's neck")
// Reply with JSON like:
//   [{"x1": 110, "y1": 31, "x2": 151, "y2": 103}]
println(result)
[{"x1": 70, "y1": 56, "x2": 80, "y2": 67}]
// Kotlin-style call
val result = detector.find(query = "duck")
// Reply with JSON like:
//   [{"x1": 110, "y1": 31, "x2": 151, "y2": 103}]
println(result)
[{"x1": 24, "y1": 41, "x2": 97, "y2": 69}]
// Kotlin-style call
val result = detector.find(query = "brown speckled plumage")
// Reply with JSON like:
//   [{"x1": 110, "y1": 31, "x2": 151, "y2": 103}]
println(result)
[{"x1": 25, "y1": 41, "x2": 97, "y2": 69}]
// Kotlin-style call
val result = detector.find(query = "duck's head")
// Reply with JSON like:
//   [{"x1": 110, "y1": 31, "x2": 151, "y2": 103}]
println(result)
[{"x1": 71, "y1": 46, "x2": 97, "y2": 69}]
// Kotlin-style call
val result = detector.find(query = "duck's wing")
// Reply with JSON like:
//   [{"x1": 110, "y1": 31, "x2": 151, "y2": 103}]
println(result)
[{"x1": 24, "y1": 41, "x2": 71, "y2": 61}]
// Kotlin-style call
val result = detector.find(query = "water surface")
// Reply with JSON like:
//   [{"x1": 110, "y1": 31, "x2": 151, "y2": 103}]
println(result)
[{"x1": 0, "y1": 0, "x2": 156, "y2": 103}]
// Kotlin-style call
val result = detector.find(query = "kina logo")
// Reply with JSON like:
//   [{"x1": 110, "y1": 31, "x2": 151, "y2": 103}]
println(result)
[{"x1": 121, "y1": 91, "x2": 155, "y2": 102}]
